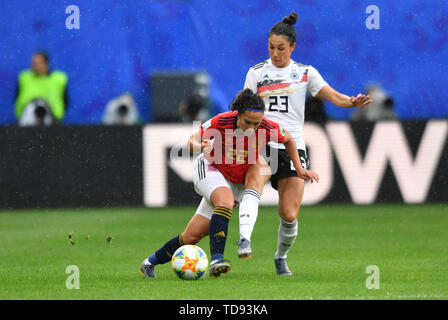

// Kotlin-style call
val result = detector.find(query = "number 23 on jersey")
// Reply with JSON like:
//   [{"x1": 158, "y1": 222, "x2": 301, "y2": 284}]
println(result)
[{"x1": 269, "y1": 95, "x2": 289, "y2": 113}]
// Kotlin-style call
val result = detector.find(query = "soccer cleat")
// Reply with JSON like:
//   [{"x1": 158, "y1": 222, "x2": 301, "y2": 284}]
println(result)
[
  {"x1": 274, "y1": 258, "x2": 292, "y2": 276},
  {"x1": 209, "y1": 259, "x2": 231, "y2": 278},
  {"x1": 139, "y1": 261, "x2": 156, "y2": 278},
  {"x1": 237, "y1": 238, "x2": 252, "y2": 259}
]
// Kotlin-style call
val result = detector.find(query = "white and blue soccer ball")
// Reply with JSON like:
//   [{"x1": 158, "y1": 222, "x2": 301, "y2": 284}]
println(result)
[{"x1": 171, "y1": 245, "x2": 209, "y2": 280}]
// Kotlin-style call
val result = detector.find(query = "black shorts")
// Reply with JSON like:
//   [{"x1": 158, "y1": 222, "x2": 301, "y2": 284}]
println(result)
[{"x1": 264, "y1": 146, "x2": 310, "y2": 191}]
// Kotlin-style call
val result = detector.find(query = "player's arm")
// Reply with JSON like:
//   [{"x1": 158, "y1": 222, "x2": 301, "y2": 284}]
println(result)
[
  {"x1": 282, "y1": 131, "x2": 319, "y2": 183},
  {"x1": 188, "y1": 130, "x2": 212, "y2": 154},
  {"x1": 189, "y1": 116, "x2": 217, "y2": 154},
  {"x1": 316, "y1": 85, "x2": 372, "y2": 109}
]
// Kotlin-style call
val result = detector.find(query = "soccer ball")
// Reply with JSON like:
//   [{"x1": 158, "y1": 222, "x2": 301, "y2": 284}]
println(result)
[{"x1": 172, "y1": 245, "x2": 209, "y2": 280}]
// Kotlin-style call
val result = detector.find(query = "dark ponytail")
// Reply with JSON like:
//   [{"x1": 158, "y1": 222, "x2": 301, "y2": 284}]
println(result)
[
  {"x1": 269, "y1": 12, "x2": 298, "y2": 45},
  {"x1": 230, "y1": 89, "x2": 265, "y2": 113}
]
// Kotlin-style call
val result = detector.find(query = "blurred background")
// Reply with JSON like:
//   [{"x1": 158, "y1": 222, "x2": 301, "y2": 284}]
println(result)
[
  {"x1": 0, "y1": 0, "x2": 447, "y2": 124},
  {"x1": 0, "y1": 0, "x2": 447, "y2": 208}
]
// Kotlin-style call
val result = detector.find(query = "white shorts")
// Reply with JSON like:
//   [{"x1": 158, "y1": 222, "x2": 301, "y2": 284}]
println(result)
[{"x1": 193, "y1": 154, "x2": 245, "y2": 220}]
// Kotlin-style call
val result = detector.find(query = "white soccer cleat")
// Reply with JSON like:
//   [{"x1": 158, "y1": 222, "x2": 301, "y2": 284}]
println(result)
[
  {"x1": 274, "y1": 258, "x2": 292, "y2": 276},
  {"x1": 237, "y1": 238, "x2": 252, "y2": 259},
  {"x1": 139, "y1": 260, "x2": 156, "y2": 278}
]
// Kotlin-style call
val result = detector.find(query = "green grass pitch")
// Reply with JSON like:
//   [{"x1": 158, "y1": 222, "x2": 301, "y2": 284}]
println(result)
[{"x1": 0, "y1": 204, "x2": 447, "y2": 300}]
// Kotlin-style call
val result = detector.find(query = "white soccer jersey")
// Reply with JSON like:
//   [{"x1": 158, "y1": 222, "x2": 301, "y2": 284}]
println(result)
[{"x1": 244, "y1": 58, "x2": 328, "y2": 150}]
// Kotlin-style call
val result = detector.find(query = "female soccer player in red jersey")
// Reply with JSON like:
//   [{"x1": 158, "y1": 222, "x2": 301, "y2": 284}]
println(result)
[
  {"x1": 238, "y1": 12, "x2": 373, "y2": 275},
  {"x1": 139, "y1": 89, "x2": 319, "y2": 278}
]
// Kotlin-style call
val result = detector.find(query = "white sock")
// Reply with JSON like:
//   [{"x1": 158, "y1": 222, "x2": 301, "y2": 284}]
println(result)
[
  {"x1": 238, "y1": 188, "x2": 261, "y2": 242},
  {"x1": 275, "y1": 218, "x2": 298, "y2": 259}
]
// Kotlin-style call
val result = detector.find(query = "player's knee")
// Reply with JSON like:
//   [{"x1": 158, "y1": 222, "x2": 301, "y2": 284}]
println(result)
[
  {"x1": 279, "y1": 200, "x2": 301, "y2": 223},
  {"x1": 210, "y1": 187, "x2": 234, "y2": 210},
  {"x1": 280, "y1": 210, "x2": 298, "y2": 223}
]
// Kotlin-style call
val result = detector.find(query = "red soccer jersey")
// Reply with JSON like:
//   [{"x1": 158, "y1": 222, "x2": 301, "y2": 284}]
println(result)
[{"x1": 199, "y1": 111, "x2": 286, "y2": 184}]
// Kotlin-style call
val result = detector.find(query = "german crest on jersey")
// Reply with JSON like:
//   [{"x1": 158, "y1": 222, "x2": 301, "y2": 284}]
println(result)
[{"x1": 290, "y1": 72, "x2": 300, "y2": 80}]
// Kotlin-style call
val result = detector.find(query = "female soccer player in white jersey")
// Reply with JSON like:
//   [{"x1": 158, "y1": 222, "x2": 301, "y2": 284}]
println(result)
[{"x1": 237, "y1": 12, "x2": 373, "y2": 275}]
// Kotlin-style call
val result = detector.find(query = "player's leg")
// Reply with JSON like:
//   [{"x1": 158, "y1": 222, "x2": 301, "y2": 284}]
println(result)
[
  {"x1": 178, "y1": 196, "x2": 217, "y2": 246},
  {"x1": 208, "y1": 186, "x2": 234, "y2": 277},
  {"x1": 140, "y1": 198, "x2": 213, "y2": 278},
  {"x1": 238, "y1": 156, "x2": 271, "y2": 258},
  {"x1": 268, "y1": 148, "x2": 308, "y2": 275},
  {"x1": 146, "y1": 204, "x2": 211, "y2": 267},
  {"x1": 274, "y1": 176, "x2": 304, "y2": 276},
  {"x1": 193, "y1": 154, "x2": 234, "y2": 277}
]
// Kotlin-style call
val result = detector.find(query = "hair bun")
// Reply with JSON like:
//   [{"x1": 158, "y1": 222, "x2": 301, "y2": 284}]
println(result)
[{"x1": 282, "y1": 12, "x2": 298, "y2": 25}]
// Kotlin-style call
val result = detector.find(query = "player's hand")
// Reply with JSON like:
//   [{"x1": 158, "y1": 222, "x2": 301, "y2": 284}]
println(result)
[
  {"x1": 201, "y1": 139, "x2": 213, "y2": 154},
  {"x1": 298, "y1": 167, "x2": 320, "y2": 183},
  {"x1": 351, "y1": 94, "x2": 373, "y2": 109}
]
